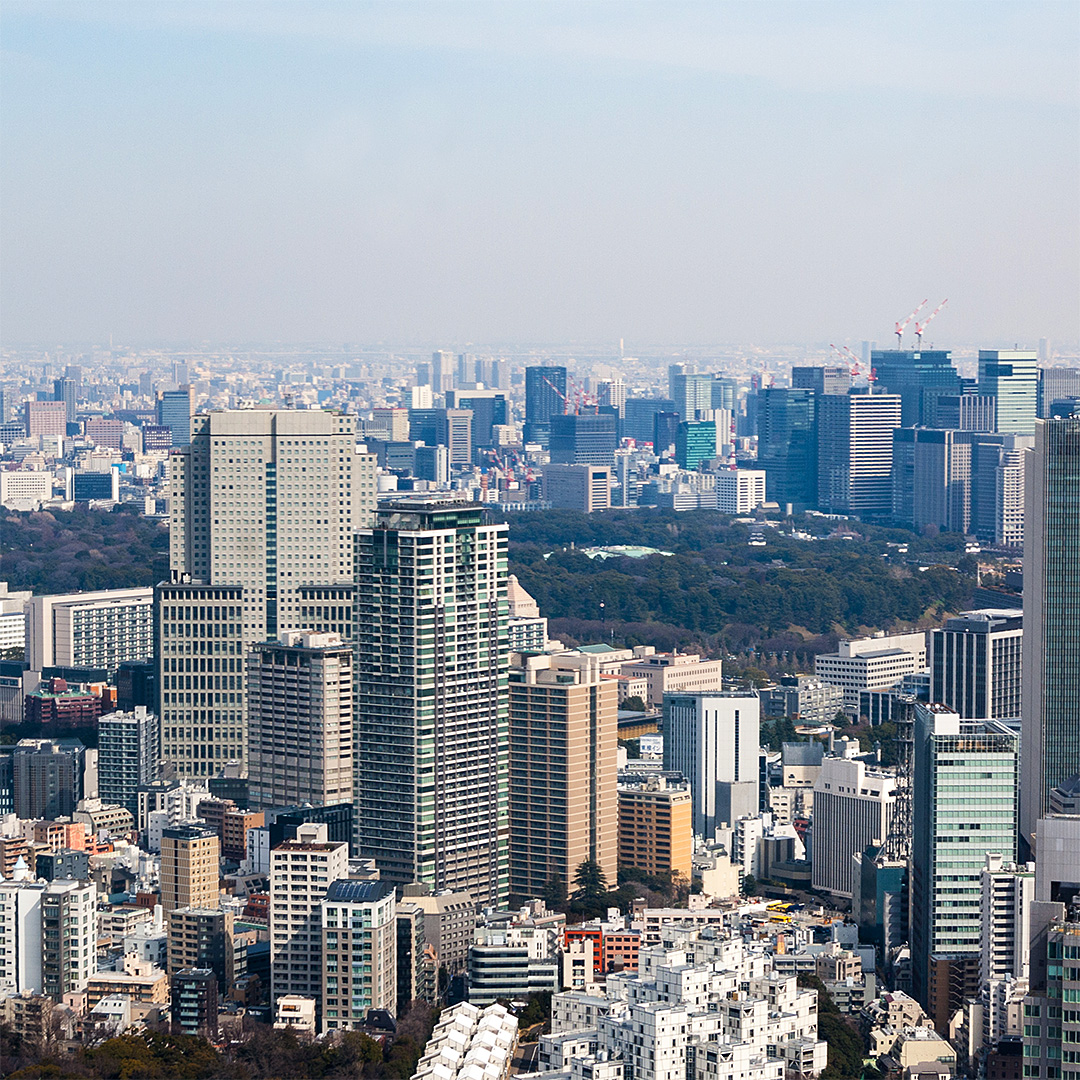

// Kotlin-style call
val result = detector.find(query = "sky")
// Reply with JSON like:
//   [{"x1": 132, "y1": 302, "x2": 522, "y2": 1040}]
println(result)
[{"x1": 2, "y1": 1, "x2": 1078, "y2": 350}]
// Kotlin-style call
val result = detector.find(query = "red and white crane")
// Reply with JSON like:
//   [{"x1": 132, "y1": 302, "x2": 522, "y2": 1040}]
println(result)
[
  {"x1": 894, "y1": 299, "x2": 928, "y2": 347},
  {"x1": 914, "y1": 298, "x2": 948, "y2": 347}
]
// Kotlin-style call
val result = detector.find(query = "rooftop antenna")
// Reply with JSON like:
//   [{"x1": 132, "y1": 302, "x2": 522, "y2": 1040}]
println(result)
[
  {"x1": 914, "y1": 299, "x2": 948, "y2": 347},
  {"x1": 894, "y1": 299, "x2": 928, "y2": 348}
]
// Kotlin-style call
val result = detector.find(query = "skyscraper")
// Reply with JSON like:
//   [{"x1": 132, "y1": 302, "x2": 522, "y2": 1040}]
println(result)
[
  {"x1": 1020, "y1": 413, "x2": 1080, "y2": 849},
  {"x1": 671, "y1": 372, "x2": 713, "y2": 420},
  {"x1": 623, "y1": 398, "x2": 675, "y2": 445},
  {"x1": 157, "y1": 388, "x2": 192, "y2": 446},
  {"x1": 817, "y1": 392, "x2": 902, "y2": 516},
  {"x1": 247, "y1": 632, "x2": 353, "y2": 811},
  {"x1": 674, "y1": 420, "x2": 717, "y2": 469},
  {"x1": 524, "y1": 366, "x2": 567, "y2": 446},
  {"x1": 662, "y1": 693, "x2": 760, "y2": 840},
  {"x1": 979, "y1": 350, "x2": 1038, "y2": 434},
  {"x1": 1037, "y1": 366, "x2": 1080, "y2": 418},
  {"x1": 354, "y1": 498, "x2": 509, "y2": 903},
  {"x1": 871, "y1": 350, "x2": 961, "y2": 427},
  {"x1": 160, "y1": 410, "x2": 376, "y2": 774},
  {"x1": 53, "y1": 377, "x2": 77, "y2": 423},
  {"x1": 911, "y1": 704, "x2": 1018, "y2": 1028},
  {"x1": 757, "y1": 387, "x2": 817, "y2": 510},
  {"x1": 890, "y1": 428, "x2": 975, "y2": 534},
  {"x1": 929, "y1": 610, "x2": 1023, "y2": 721},
  {"x1": 549, "y1": 413, "x2": 617, "y2": 466},
  {"x1": 791, "y1": 366, "x2": 850, "y2": 396},
  {"x1": 508, "y1": 652, "x2": 618, "y2": 903}
]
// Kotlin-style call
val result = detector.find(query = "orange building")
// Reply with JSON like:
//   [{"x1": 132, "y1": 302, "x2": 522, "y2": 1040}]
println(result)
[{"x1": 617, "y1": 776, "x2": 693, "y2": 882}]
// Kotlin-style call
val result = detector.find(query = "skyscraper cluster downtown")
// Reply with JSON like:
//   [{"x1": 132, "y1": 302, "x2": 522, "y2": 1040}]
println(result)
[{"x1": 2, "y1": 340, "x2": 1079, "y2": 1078}]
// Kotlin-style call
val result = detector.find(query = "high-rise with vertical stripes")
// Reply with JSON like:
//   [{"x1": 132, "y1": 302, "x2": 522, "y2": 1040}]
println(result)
[
  {"x1": 1021, "y1": 411, "x2": 1080, "y2": 849},
  {"x1": 353, "y1": 497, "x2": 509, "y2": 904},
  {"x1": 158, "y1": 410, "x2": 376, "y2": 776}
]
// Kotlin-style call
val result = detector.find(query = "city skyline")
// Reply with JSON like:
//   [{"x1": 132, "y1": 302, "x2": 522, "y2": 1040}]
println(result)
[{"x1": 2, "y1": 2, "x2": 1077, "y2": 347}]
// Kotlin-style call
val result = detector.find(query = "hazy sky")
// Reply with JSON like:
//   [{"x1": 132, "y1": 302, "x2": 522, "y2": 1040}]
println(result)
[{"x1": 2, "y1": 1, "x2": 1078, "y2": 349}]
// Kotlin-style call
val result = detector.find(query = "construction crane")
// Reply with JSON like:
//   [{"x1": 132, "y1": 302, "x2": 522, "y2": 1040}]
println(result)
[
  {"x1": 828, "y1": 343, "x2": 877, "y2": 384},
  {"x1": 542, "y1": 375, "x2": 572, "y2": 415},
  {"x1": 894, "y1": 299, "x2": 928, "y2": 348},
  {"x1": 914, "y1": 298, "x2": 948, "y2": 347}
]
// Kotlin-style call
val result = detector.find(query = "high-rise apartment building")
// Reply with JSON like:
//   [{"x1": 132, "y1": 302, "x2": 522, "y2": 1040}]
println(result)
[
  {"x1": 167, "y1": 906, "x2": 235, "y2": 987},
  {"x1": 663, "y1": 693, "x2": 760, "y2": 840},
  {"x1": 160, "y1": 409, "x2": 376, "y2": 774},
  {"x1": 871, "y1": 350, "x2": 961, "y2": 427},
  {"x1": 811, "y1": 756, "x2": 896, "y2": 898},
  {"x1": 508, "y1": 652, "x2": 618, "y2": 903},
  {"x1": 98, "y1": 707, "x2": 160, "y2": 818},
  {"x1": 791, "y1": 365, "x2": 850, "y2": 396},
  {"x1": 247, "y1": 632, "x2": 353, "y2": 811},
  {"x1": 929, "y1": 610, "x2": 1023, "y2": 720},
  {"x1": 11, "y1": 740, "x2": 85, "y2": 820},
  {"x1": 911, "y1": 705, "x2": 1018, "y2": 1028},
  {"x1": 269, "y1": 822, "x2": 349, "y2": 1012},
  {"x1": 160, "y1": 825, "x2": 220, "y2": 915},
  {"x1": 321, "y1": 879, "x2": 397, "y2": 1032},
  {"x1": 817, "y1": 392, "x2": 902, "y2": 516},
  {"x1": 757, "y1": 387, "x2": 817, "y2": 511},
  {"x1": 0, "y1": 879, "x2": 95, "y2": 1000},
  {"x1": 1021, "y1": 413, "x2": 1080, "y2": 849},
  {"x1": 354, "y1": 498, "x2": 509, "y2": 903},
  {"x1": 979, "y1": 350, "x2": 1038, "y2": 434},
  {"x1": 598, "y1": 378, "x2": 627, "y2": 418}
]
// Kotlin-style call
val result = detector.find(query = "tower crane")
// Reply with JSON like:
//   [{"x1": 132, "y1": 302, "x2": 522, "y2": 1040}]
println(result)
[
  {"x1": 914, "y1": 298, "x2": 948, "y2": 347},
  {"x1": 894, "y1": 299, "x2": 928, "y2": 348}
]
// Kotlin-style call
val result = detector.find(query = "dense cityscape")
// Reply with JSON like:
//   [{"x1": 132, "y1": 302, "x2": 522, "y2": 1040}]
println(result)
[
  {"x1": 2, "y1": 1, "x2": 1077, "y2": 1079},
  {"x1": 0, "y1": 334, "x2": 1077, "y2": 1080}
]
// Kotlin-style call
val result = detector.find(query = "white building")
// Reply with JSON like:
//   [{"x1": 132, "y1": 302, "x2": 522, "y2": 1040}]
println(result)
[
  {"x1": 663, "y1": 693, "x2": 760, "y2": 839},
  {"x1": 0, "y1": 876, "x2": 95, "y2": 999},
  {"x1": 0, "y1": 470, "x2": 52, "y2": 509},
  {"x1": 715, "y1": 470, "x2": 766, "y2": 515},
  {"x1": 321, "y1": 879, "x2": 397, "y2": 1032},
  {"x1": 0, "y1": 583, "x2": 31, "y2": 653},
  {"x1": 26, "y1": 588, "x2": 154, "y2": 673},
  {"x1": 538, "y1": 933, "x2": 826, "y2": 1080},
  {"x1": 414, "y1": 1001, "x2": 519, "y2": 1080},
  {"x1": 269, "y1": 822, "x2": 349, "y2": 1013},
  {"x1": 811, "y1": 756, "x2": 896, "y2": 898},
  {"x1": 814, "y1": 631, "x2": 927, "y2": 709}
]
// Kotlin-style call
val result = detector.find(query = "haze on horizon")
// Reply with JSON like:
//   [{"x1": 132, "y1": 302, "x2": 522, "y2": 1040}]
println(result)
[{"x1": 2, "y1": 1, "x2": 1078, "y2": 351}]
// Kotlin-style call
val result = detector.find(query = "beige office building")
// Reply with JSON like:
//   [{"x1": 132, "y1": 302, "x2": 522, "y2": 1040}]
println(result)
[
  {"x1": 160, "y1": 409, "x2": 376, "y2": 775},
  {"x1": 247, "y1": 631, "x2": 353, "y2": 810},
  {"x1": 508, "y1": 652, "x2": 618, "y2": 901},
  {"x1": 618, "y1": 651, "x2": 726, "y2": 708},
  {"x1": 160, "y1": 825, "x2": 220, "y2": 915}
]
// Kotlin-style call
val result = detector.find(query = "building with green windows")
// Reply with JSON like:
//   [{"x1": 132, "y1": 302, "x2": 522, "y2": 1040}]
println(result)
[
  {"x1": 979, "y1": 350, "x2": 1038, "y2": 434},
  {"x1": 911, "y1": 703, "x2": 1018, "y2": 1030},
  {"x1": 675, "y1": 420, "x2": 717, "y2": 469},
  {"x1": 353, "y1": 498, "x2": 509, "y2": 904}
]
